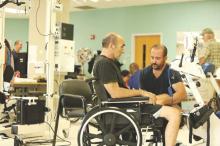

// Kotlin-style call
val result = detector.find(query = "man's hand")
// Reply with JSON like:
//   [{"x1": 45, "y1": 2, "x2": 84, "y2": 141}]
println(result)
[
  {"x1": 199, "y1": 56, "x2": 206, "y2": 65},
  {"x1": 14, "y1": 71, "x2": 20, "y2": 78},
  {"x1": 156, "y1": 94, "x2": 169, "y2": 105},
  {"x1": 140, "y1": 90, "x2": 157, "y2": 104}
]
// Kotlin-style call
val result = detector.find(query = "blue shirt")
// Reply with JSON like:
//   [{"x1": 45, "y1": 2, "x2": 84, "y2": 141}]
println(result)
[
  {"x1": 6, "y1": 48, "x2": 12, "y2": 66},
  {"x1": 128, "y1": 70, "x2": 141, "y2": 89}
]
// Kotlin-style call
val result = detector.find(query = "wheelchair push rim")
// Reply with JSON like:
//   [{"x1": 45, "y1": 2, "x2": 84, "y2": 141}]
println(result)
[{"x1": 78, "y1": 107, "x2": 142, "y2": 146}]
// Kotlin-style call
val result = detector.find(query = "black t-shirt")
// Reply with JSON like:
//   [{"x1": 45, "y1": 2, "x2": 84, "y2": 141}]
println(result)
[
  {"x1": 93, "y1": 55, "x2": 162, "y2": 114},
  {"x1": 3, "y1": 65, "x2": 14, "y2": 82},
  {"x1": 93, "y1": 55, "x2": 126, "y2": 88},
  {"x1": 12, "y1": 50, "x2": 19, "y2": 72},
  {"x1": 140, "y1": 64, "x2": 182, "y2": 95}
]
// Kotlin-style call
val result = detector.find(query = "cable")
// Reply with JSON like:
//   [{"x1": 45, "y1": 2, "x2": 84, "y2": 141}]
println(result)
[
  {"x1": 35, "y1": 0, "x2": 52, "y2": 36},
  {"x1": 26, "y1": 140, "x2": 70, "y2": 146},
  {"x1": 0, "y1": 0, "x2": 10, "y2": 8},
  {"x1": 0, "y1": 0, "x2": 25, "y2": 8},
  {"x1": 45, "y1": 121, "x2": 71, "y2": 146},
  {"x1": 57, "y1": 0, "x2": 61, "y2": 4},
  {"x1": 25, "y1": 134, "x2": 71, "y2": 146}
]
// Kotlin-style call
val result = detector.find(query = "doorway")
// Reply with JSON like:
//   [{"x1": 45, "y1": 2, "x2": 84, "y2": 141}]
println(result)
[{"x1": 134, "y1": 34, "x2": 161, "y2": 69}]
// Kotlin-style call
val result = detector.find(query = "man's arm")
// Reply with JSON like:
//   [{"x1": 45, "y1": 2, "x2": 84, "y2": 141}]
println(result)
[
  {"x1": 156, "y1": 82, "x2": 187, "y2": 105},
  {"x1": 199, "y1": 46, "x2": 210, "y2": 65},
  {"x1": 199, "y1": 56, "x2": 206, "y2": 65},
  {"x1": 104, "y1": 82, "x2": 156, "y2": 104},
  {"x1": 3, "y1": 48, "x2": 7, "y2": 70}
]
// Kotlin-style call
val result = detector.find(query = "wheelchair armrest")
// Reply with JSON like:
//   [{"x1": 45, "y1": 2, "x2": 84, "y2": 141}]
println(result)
[
  {"x1": 102, "y1": 96, "x2": 149, "y2": 104},
  {"x1": 60, "y1": 94, "x2": 85, "y2": 108},
  {"x1": 60, "y1": 94, "x2": 87, "y2": 118}
]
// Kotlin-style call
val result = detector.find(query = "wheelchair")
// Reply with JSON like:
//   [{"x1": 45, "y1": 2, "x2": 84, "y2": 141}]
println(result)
[{"x1": 53, "y1": 79, "x2": 166, "y2": 146}]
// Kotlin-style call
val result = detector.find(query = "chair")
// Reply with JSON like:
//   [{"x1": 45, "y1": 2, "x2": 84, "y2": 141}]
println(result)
[{"x1": 52, "y1": 79, "x2": 93, "y2": 146}]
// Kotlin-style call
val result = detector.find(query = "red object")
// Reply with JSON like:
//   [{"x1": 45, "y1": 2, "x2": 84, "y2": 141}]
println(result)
[{"x1": 90, "y1": 34, "x2": 96, "y2": 40}]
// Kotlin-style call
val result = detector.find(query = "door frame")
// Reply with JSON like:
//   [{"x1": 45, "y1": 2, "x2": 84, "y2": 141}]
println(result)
[{"x1": 131, "y1": 33, "x2": 163, "y2": 62}]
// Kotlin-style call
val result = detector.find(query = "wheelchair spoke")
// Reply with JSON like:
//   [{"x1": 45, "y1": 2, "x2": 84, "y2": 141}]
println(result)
[
  {"x1": 95, "y1": 116, "x2": 107, "y2": 134},
  {"x1": 128, "y1": 132, "x2": 133, "y2": 141},
  {"x1": 88, "y1": 122, "x2": 99, "y2": 129},
  {"x1": 97, "y1": 142, "x2": 105, "y2": 146},
  {"x1": 91, "y1": 140, "x2": 104, "y2": 145},
  {"x1": 110, "y1": 113, "x2": 117, "y2": 133},
  {"x1": 83, "y1": 137, "x2": 90, "y2": 145},
  {"x1": 84, "y1": 132, "x2": 103, "y2": 139},
  {"x1": 79, "y1": 109, "x2": 142, "y2": 146},
  {"x1": 83, "y1": 132, "x2": 103, "y2": 146},
  {"x1": 115, "y1": 123, "x2": 132, "y2": 136},
  {"x1": 116, "y1": 139, "x2": 136, "y2": 146}
]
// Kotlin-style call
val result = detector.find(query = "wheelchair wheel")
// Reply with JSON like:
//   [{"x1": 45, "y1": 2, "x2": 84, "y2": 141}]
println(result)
[{"x1": 78, "y1": 107, "x2": 142, "y2": 146}]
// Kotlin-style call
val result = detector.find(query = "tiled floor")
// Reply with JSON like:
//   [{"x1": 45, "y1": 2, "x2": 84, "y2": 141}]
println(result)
[
  {"x1": 74, "y1": 113, "x2": 220, "y2": 146},
  {"x1": 1, "y1": 113, "x2": 219, "y2": 146}
]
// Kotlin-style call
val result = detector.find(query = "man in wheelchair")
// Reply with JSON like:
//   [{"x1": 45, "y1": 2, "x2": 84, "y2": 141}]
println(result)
[{"x1": 92, "y1": 33, "x2": 182, "y2": 146}]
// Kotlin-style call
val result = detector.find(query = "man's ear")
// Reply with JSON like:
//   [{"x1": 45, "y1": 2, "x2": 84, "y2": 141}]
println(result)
[
  {"x1": 165, "y1": 56, "x2": 167, "y2": 61},
  {"x1": 109, "y1": 43, "x2": 115, "y2": 49}
]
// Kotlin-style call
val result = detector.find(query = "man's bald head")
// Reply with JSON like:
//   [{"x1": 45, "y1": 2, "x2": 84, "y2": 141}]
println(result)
[
  {"x1": 102, "y1": 33, "x2": 123, "y2": 48},
  {"x1": 14, "y1": 40, "x2": 22, "y2": 52},
  {"x1": 101, "y1": 33, "x2": 125, "y2": 60}
]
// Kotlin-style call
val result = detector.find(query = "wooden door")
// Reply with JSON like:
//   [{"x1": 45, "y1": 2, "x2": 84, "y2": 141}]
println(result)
[{"x1": 135, "y1": 35, "x2": 161, "y2": 69}]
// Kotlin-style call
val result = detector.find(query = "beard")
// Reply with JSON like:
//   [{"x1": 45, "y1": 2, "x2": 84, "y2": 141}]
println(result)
[{"x1": 151, "y1": 63, "x2": 164, "y2": 70}]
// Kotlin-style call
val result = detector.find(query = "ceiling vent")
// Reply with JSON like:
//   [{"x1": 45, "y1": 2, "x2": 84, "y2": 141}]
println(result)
[{"x1": 74, "y1": 6, "x2": 96, "y2": 10}]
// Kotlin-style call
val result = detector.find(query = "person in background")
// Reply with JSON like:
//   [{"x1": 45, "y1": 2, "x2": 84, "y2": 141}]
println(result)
[
  {"x1": 199, "y1": 28, "x2": 220, "y2": 69},
  {"x1": 128, "y1": 63, "x2": 141, "y2": 89},
  {"x1": 93, "y1": 33, "x2": 181, "y2": 146},
  {"x1": 121, "y1": 69, "x2": 131, "y2": 88},
  {"x1": 114, "y1": 59, "x2": 123, "y2": 71},
  {"x1": 12, "y1": 40, "x2": 22, "y2": 77},
  {"x1": 4, "y1": 39, "x2": 14, "y2": 71},
  {"x1": 88, "y1": 50, "x2": 101, "y2": 74},
  {"x1": 199, "y1": 28, "x2": 220, "y2": 87},
  {"x1": 3, "y1": 39, "x2": 14, "y2": 91}
]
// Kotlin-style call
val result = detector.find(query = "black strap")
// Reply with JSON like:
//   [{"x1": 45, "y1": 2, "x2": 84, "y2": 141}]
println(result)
[
  {"x1": 189, "y1": 117, "x2": 210, "y2": 145},
  {"x1": 3, "y1": 65, "x2": 14, "y2": 82},
  {"x1": 206, "y1": 118, "x2": 210, "y2": 146},
  {"x1": 189, "y1": 118, "x2": 193, "y2": 143},
  {"x1": 167, "y1": 67, "x2": 174, "y2": 107},
  {"x1": 167, "y1": 67, "x2": 172, "y2": 88}
]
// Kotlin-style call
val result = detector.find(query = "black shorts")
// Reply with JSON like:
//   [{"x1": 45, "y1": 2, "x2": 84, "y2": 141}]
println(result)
[{"x1": 141, "y1": 104, "x2": 162, "y2": 115}]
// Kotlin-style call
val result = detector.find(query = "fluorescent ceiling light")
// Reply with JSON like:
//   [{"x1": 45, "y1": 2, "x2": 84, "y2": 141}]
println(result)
[
  {"x1": 90, "y1": 0, "x2": 99, "y2": 2},
  {"x1": 5, "y1": 7, "x2": 25, "y2": 14},
  {"x1": 73, "y1": 0, "x2": 112, "y2": 3}
]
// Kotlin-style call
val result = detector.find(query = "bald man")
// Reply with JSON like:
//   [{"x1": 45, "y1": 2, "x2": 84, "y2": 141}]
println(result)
[{"x1": 12, "y1": 40, "x2": 22, "y2": 77}]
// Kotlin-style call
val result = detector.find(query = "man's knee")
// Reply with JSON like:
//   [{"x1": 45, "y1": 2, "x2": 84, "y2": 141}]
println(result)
[{"x1": 160, "y1": 106, "x2": 181, "y2": 121}]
